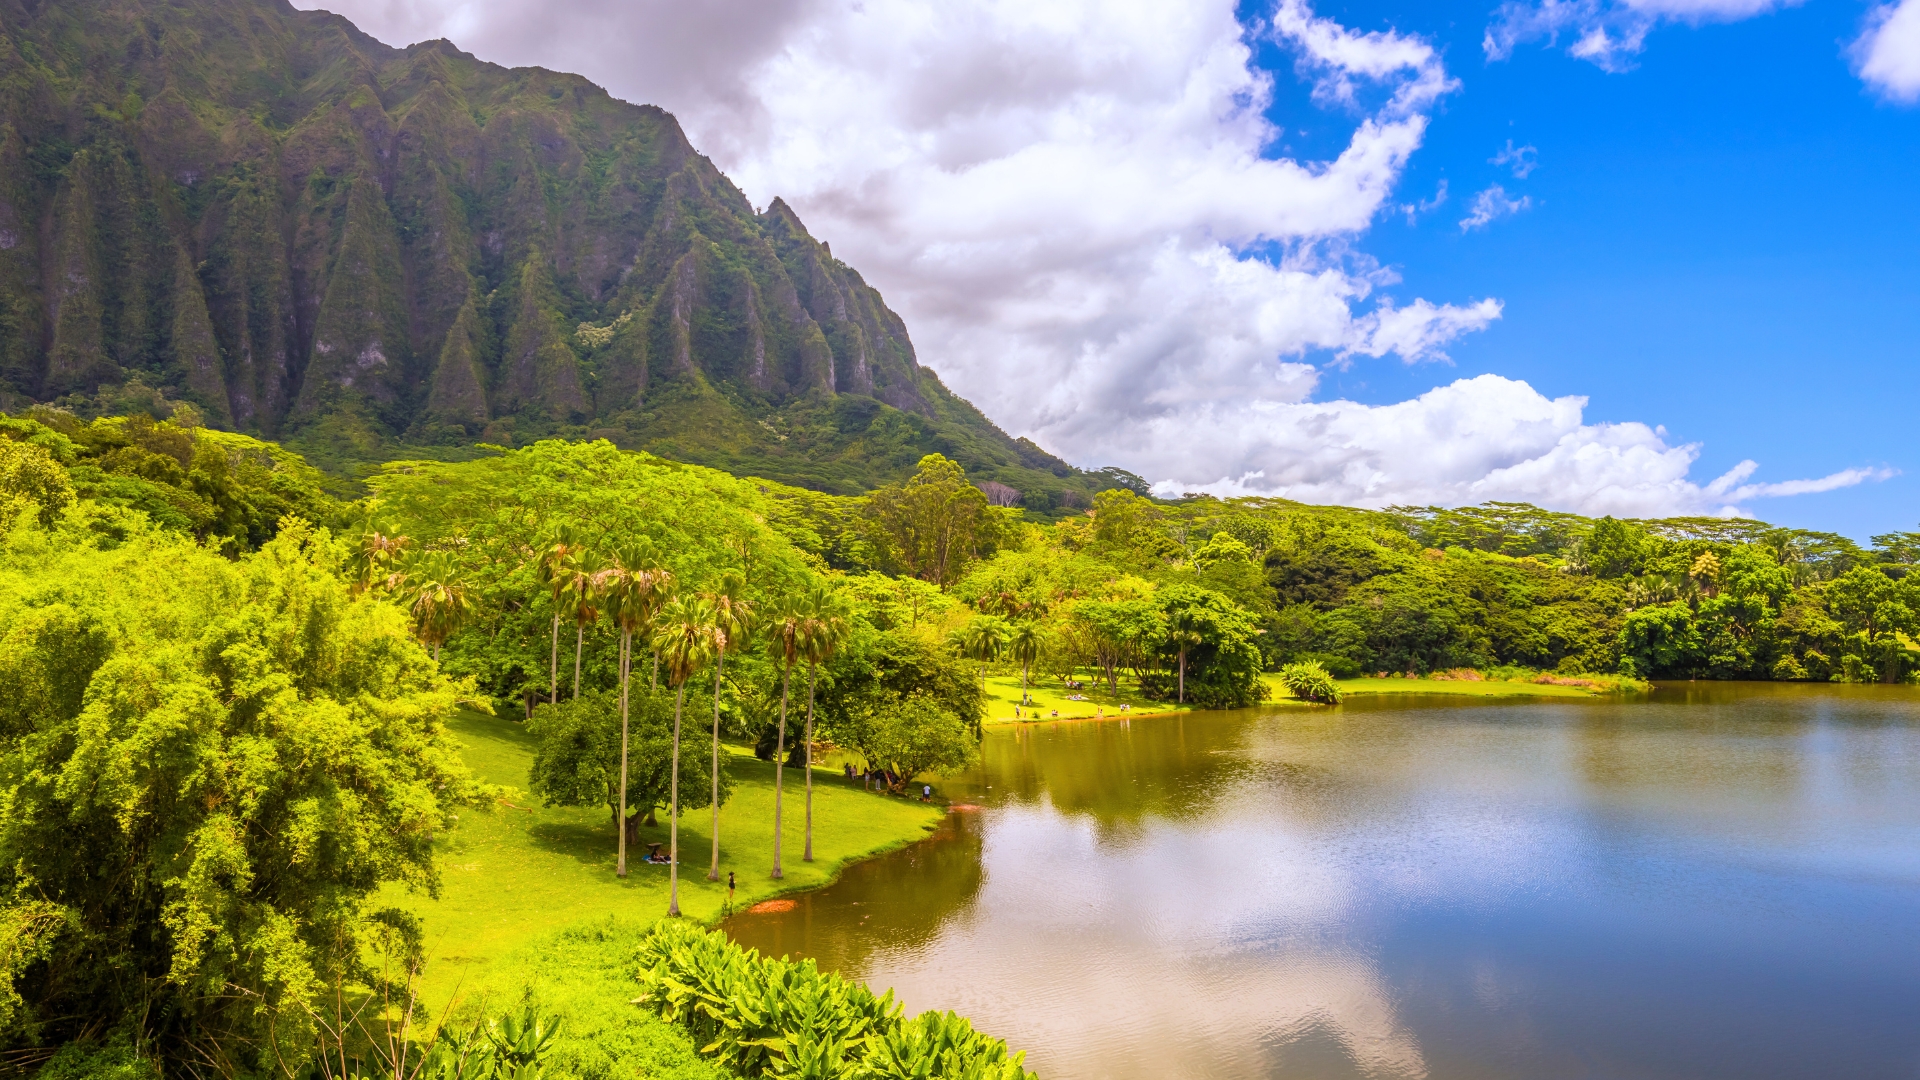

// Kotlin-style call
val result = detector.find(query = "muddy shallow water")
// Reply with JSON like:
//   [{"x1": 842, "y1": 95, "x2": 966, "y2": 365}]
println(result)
[{"x1": 725, "y1": 684, "x2": 1920, "y2": 1079}]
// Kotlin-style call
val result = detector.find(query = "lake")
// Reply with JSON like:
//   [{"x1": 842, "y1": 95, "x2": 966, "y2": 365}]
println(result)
[{"x1": 724, "y1": 683, "x2": 1920, "y2": 1079}]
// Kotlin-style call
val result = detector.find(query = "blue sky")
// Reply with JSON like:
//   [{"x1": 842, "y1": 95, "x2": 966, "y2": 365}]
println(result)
[
  {"x1": 1256, "y1": 0, "x2": 1920, "y2": 538},
  {"x1": 317, "y1": 0, "x2": 1918, "y2": 536}
]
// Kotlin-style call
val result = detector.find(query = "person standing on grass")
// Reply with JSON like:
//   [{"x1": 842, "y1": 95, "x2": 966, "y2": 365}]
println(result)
[{"x1": 728, "y1": 871, "x2": 736, "y2": 908}]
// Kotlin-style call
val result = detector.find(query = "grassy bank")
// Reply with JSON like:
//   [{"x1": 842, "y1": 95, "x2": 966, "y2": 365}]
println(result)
[
  {"x1": 1264, "y1": 671, "x2": 1645, "y2": 699},
  {"x1": 980, "y1": 672, "x2": 1195, "y2": 723},
  {"x1": 394, "y1": 710, "x2": 944, "y2": 1024}
]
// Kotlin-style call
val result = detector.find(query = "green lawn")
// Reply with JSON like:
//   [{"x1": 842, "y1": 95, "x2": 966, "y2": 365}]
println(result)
[
  {"x1": 979, "y1": 672, "x2": 1190, "y2": 723},
  {"x1": 394, "y1": 710, "x2": 944, "y2": 1019},
  {"x1": 1264, "y1": 673, "x2": 1626, "y2": 699}
]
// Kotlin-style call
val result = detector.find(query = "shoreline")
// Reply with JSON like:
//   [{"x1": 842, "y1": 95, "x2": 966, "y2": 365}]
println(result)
[{"x1": 397, "y1": 710, "x2": 945, "y2": 1015}]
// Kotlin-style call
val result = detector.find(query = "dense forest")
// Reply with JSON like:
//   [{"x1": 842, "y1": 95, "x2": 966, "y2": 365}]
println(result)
[{"x1": 3, "y1": 406, "x2": 1917, "y2": 1074}]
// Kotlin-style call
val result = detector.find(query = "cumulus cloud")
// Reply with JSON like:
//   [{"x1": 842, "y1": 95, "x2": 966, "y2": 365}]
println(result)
[
  {"x1": 1146, "y1": 374, "x2": 1887, "y2": 517},
  {"x1": 1855, "y1": 1, "x2": 1920, "y2": 101},
  {"x1": 1460, "y1": 185, "x2": 1532, "y2": 231},
  {"x1": 303, "y1": 0, "x2": 1870, "y2": 517},
  {"x1": 1485, "y1": 0, "x2": 1798, "y2": 71}
]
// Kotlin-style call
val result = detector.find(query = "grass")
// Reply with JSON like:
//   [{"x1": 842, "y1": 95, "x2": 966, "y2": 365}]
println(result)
[
  {"x1": 978, "y1": 672, "x2": 1190, "y2": 724},
  {"x1": 391, "y1": 710, "x2": 944, "y2": 1024},
  {"x1": 1263, "y1": 672, "x2": 1641, "y2": 699},
  {"x1": 981, "y1": 666, "x2": 1635, "y2": 726}
]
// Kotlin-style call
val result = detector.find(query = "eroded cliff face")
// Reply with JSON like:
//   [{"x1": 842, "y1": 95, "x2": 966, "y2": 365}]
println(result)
[{"x1": 0, "y1": 0, "x2": 962, "y2": 443}]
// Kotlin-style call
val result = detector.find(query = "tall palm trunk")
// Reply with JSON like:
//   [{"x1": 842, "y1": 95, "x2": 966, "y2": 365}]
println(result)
[
  {"x1": 772, "y1": 659, "x2": 791, "y2": 879},
  {"x1": 1178, "y1": 647, "x2": 1186, "y2": 704},
  {"x1": 573, "y1": 624, "x2": 584, "y2": 699},
  {"x1": 550, "y1": 610, "x2": 560, "y2": 704},
  {"x1": 616, "y1": 630, "x2": 631, "y2": 877},
  {"x1": 1021, "y1": 660, "x2": 1029, "y2": 705},
  {"x1": 669, "y1": 682, "x2": 685, "y2": 917},
  {"x1": 710, "y1": 654, "x2": 724, "y2": 881},
  {"x1": 804, "y1": 664, "x2": 817, "y2": 862}
]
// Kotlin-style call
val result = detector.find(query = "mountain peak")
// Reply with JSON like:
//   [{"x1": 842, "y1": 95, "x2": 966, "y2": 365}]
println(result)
[{"x1": 0, "y1": 0, "x2": 1111, "y2": 507}]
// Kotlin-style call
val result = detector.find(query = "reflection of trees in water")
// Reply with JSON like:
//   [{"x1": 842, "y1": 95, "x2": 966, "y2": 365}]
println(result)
[
  {"x1": 724, "y1": 811, "x2": 985, "y2": 977},
  {"x1": 983, "y1": 713, "x2": 1263, "y2": 836}
]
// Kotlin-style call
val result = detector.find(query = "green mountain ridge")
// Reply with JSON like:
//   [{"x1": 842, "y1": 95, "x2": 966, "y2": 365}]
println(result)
[{"x1": 0, "y1": 0, "x2": 1121, "y2": 504}]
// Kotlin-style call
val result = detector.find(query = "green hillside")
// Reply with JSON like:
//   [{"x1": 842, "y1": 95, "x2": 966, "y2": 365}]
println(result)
[{"x1": 0, "y1": 0, "x2": 1121, "y2": 506}]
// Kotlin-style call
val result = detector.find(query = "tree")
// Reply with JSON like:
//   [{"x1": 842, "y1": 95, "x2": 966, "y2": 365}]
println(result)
[
  {"x1": 838, "y1": 694, "x2": 979, "y2": 790},
  {"x1": 865, "y1": 454, "x2": 1005, "y2": 588},
  {"x1": 526, "y1": 690, "x2": 718, "y2": 845},
  {"x1": 0, "y1": 438, "x2": 75, "y2": 529},
  {"x1": 564, "y1": 546, "x2": 607, "y2": 699},
  {"x1": 798, "y1": 585, "x2": 852, "y2": 862},
  {"x1": 349, "y1": 525, "x2": 411, "y2": 596},
  {"x1": 1008, "y1": 621, "x2": 1043, "y2": 705},
  {"x1": 1166, "y1": 610, "x2": 1202, "y2": 705},
  {"x1": 0, "y1": 517, "x2": 472, "y2": 1071},
  {"x1": 704, "y1": 574, "x2": 754, "y2": 882},
  {"x1": 534, "y1": 525, "x2": 585, "y2": 704},
  {"x1": 401, "y1": 549, "x2": 473, "y2": 662},
  {"x1": 1145, "y1": 585, "x2": 1266, "y2": 709},
  {"x1": 1091, "y1": 488, "x2": 1154, "y2": 549},
  {"x1": 1070, "y1": 593, "x2": 1163, "y2": 693},
  {"x1": 601, "y1": 541, "x2": 673, "y2": 876},
  {"x1": 950, "y1": 615, "x2": 1010, "y2": 706},
  {"x1": 653, "y1": 595, "x2": 718, "y2": 916},
  {"x1": 763, "y1": 596, "x2": 809, "y2": 880}
]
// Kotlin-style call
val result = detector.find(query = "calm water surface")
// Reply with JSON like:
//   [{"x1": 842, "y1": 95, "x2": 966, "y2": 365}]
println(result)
[{"x1": 724, "y1": 684, "x2": 1920, "y2": 1079}]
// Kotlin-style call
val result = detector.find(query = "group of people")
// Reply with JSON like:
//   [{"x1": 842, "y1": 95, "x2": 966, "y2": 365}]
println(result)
[
  {"x1": 841, "y1": 762, "x2": 938, "y2": 803},
  {"x1": 1012, "y1": 701, "x2": 1131, "y2": 720}
]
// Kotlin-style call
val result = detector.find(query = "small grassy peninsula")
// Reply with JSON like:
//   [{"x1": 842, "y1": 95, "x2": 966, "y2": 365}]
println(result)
[{"x1": 406, "y1": 710, "x2": 943, "y2": 1012}]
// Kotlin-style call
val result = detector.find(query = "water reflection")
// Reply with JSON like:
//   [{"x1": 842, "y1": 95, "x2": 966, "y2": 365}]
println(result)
[{"x1": 725, "y1": 685, "x2": 1920, "y2": 1079}]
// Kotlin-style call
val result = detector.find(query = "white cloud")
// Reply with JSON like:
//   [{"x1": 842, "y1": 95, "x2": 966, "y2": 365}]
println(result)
[
  {"x1": 1460, "y1": 185, "x2": 1532, "y2": 231},
  {"x1": 1486, "y1": 0, "x2": 1797, "y2": 71},
  {"x1": 1855, "y1": 1, "x2": 1920, "y2": 101},
  {"x1": 1491, "y1": 139, "x2": 1539, "y2": 178},
  {"x1": 1145, "y1": 374, "x2": 1889, "y2": 517},
  {"x1": 302, "y1": 0, "x2": 1872, "y2": 518}
]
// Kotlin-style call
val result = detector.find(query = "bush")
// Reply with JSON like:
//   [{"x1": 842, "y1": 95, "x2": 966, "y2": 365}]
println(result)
[
  {"x1": 634, "y1": 921, "x2": 1035, "y2": 1079},
  {"x1": 1277, "y1": 660, "x2": 1343, "y2": 704}
]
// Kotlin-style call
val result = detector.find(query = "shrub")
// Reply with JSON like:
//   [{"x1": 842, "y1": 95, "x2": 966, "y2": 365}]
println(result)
[
  {"x1": 1277, "y1": 660, "x2": 1343, "y2": 704},
  {"x1": 634, "y1": 921, "x2": 1035, "y2": 1079}
]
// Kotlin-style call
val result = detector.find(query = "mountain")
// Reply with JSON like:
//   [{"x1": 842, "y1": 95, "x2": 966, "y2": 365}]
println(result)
[{"x1": 0, "y1": 0, "x2": 1130, "y2": 506}]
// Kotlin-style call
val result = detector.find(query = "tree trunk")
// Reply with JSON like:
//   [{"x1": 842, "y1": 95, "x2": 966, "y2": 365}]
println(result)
[
  {"x1": 669, "y1": 682, "x2": 685, "y2": 917},
  {"x1": 574, "y1": 624, "x2": 584, "y2": 700},
  {"x1": 433, "y1": 642, "x2": 440, "y2": 664},
  {"x1": 617, "y1": 630, "x2": 631, "y2": 877},
  {"x1": 652, "y1": 653, "x2": 659, "y2": 691},
  {"x1": 710, "y1": 653, "x2": 723, "y2": 882},
  {"x1": 1021, "y1": 660, "x2": 1029, "y2": 705},
  {"x1": 1178, "y1": 647, "x2": 1185, "y2": 704},
  {"x1": 804, "y1": 664, "x2": 817, "y2": 862},
  {"x1": 550, "y1": 609, "x2": 560, "y2": 704},
  {"x1": 773, "y1": 658, "x2": 791, "y2": 879}
]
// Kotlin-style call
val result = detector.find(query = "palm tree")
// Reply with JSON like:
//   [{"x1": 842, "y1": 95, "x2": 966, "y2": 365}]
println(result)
[
  {"x1": 401, "y1": 550, "x2": 471, "y2": 663},
  {"x1": 1008, "y1": 621, "x2": 1043, "y2": 706},
  {"x1": 350, "y1": 526, "x2": 410, "y2": 596},
  {"x1": 704, "y1": 573, "x2": 755, "y2": 882},
  {"x1": 763, "y1": 596, "x2": 807, "y2": 880},
  {"x1": 951, "y1": 616, "x2": 1010, "y2": 703},
  {"x1": 534, "y1": 526, "x2": 583, "y2": 704},
  {"x1": 798, "y1": 585, "x2": 851, "y2": 862},
  {"x1": 563, "y1": 547, "x2": 607, "y2": 700},
  {"x1": 652, "y1": 594, "x2": 717, "y2": 915},
  {"x1": 599, "y1": 542, "x2": 672, "y2": 878}
]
